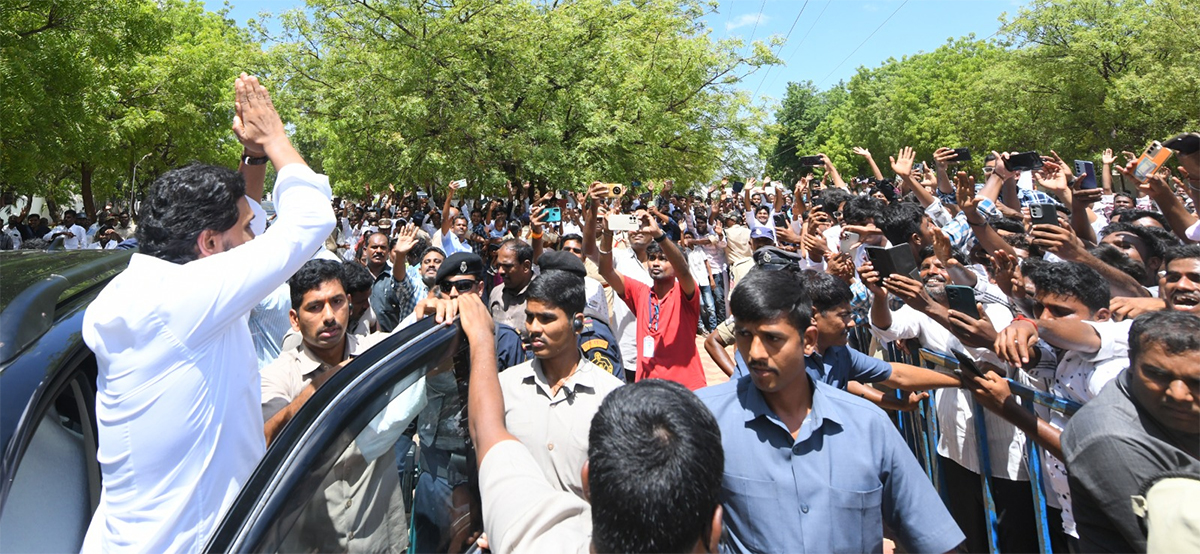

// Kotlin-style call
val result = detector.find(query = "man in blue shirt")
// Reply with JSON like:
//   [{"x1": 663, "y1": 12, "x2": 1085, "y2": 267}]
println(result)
[{"x1": 696, "y1": 269, "x2": 964, "y2": 553}]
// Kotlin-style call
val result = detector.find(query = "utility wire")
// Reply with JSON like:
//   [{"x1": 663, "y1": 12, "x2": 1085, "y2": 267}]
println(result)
[
  {"x1": 751, "y1": 0, "x2": 810, "y2": 100},
  {"x1": 746, "y1": 0, "x2": 767, "y2": 45},
  {"x1": 817, "y1": 0, "x2": 909, "y2": 87},
  {"x1": 763, "y1": 0, "x2": 831, "y2": 93}
]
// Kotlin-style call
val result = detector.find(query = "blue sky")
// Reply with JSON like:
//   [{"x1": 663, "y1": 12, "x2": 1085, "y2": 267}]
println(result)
[{"x1": 211, "y1": 0, "x2": 1021, "y2": 107}]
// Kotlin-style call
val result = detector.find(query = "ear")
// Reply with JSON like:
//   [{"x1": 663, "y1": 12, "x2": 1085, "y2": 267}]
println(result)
[
  {"x1": 196, "y1": 228, "x2": 223, "y2": 259},
  {"x1": 706, "y1": 505, "x2": 724, "y2": 554},
  {"x1": 803, "y1": 324, "x2": 820, "y2": 356},
  {"x1": 580, "y1": 460, "x2": 590, "y2": 503},
  {"x1": 1094, "y1": 307, "x2": 1112, "y2": 322},
  {"x1": 289, "y1": 309, "x2": 301, "y2": 332}
]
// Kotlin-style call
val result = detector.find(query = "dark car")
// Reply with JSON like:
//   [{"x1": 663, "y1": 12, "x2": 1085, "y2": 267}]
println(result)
[{"x1": 0, "y1": 250, "x2": 479, "y2": 553}]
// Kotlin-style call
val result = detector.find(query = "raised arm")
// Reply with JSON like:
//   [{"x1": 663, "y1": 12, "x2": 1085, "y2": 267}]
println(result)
[
  {"x1": 461, "y1": 293, "x2": 514, "y2": 464},
  {"x1": 933, "y1": 147, "x2": 957, "y2": 197},
  {"x1": 890, "y1": 146, "x2": 934, "y2": 207},
  {"x1": 391, "y1": 224, "x2": 419, "y2": 279},
  {"x1": 956, "y1": 172, "x2": 1015, "y2": 258},
  {"x1": 598, "y1": 217, "x2": 626, "y2": 298},
  {"x1": 792, "y1": 177, "x2": 809, "y2": 220},
  {"x1": 820, "y1": 153, "x2": 847, "y2": 190},
  {"x1": 582, "y1": 182, "x2": 605, "y2": 261},
  {"x1": 639, "y1": 209, "x2": 696, "y2": 297},
  {"x1": 529, "y1": 204, "x2": 546, "y2": 262},
  {"x1": 439, "y1": 186, "x2": 456, "y2": 237},
  {"x1": 853, "y1": 147, "x2": 885, "y2": 181},
  {"x1": 1100, "y1": 148, "x2": 1116, "y2": 194}
]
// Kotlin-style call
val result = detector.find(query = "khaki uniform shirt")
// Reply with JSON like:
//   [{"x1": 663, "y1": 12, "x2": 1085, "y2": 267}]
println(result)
[
  {"x1": 259, "y1": 332, "x2": 407, "y2": 553},
  {"x1": 724, "y1": 224, "x2": 752, "y2": 267},
  {"x1": 488, "y1": 281, "x2": 530, "y2": 336},
  {"x1": 498, "y1": 356, "x2": 624, "y2": 499}
]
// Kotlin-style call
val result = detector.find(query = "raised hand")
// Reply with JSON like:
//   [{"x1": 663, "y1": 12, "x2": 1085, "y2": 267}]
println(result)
[
  {"x1": 990, "y1": 151, "x2": 1017, "y2": 181},
  {"x1": 231, "y1": 73, "x2": 285, "y2": 157},
  {"x1": 933, "y1": 147, "x2": 957, "y2": 169},
  {"x1": 947, "y1": 303, "x2": 998, "y2": 349},
  {"x1": 393, "y1": 223, "x2": 419, "y2": 257},
  {"x1": 635, "y1": 209, "x2": 662, "y2": 237},
  {"x1": 857, "y1": 260, "x2": 883, "y2": 294},
  {"x1": 1034, "y1": 161, "x2": 1069, "y2": 194},
  {"x1": 882, "y1": 274, "x2": 936, "y2": 313},
  {"x1": 955, "y1": 171, "x2": 979, "y2": 214},
  {"x1": 1101, "y1": 148, "x2": 1117, "y2": 165},
  {"x1": 852, "y1": 146, "x2": 872, "y2": 158},
  {"x1": 889, "y1": 146, "x2": 916, "y2": 178}
]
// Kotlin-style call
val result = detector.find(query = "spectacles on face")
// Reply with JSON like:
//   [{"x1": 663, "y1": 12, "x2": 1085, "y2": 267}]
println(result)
[{"x1": 439, "y1": 280, "x2": 477, "y2": 294}]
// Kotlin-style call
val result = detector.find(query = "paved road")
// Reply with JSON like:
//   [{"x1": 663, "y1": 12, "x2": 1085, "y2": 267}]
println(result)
[{"x1": 699, "y1": 335, "x2": 731, "y2": 387}]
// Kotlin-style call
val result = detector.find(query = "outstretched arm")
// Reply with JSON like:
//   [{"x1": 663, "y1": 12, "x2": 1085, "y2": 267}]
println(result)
[{"x1": 461, "y1": 294, "x2": 513, "y2": 464}]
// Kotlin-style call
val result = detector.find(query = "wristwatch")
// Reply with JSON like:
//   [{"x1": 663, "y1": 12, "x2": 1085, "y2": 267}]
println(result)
[
  {"x1": 653, "y1": 232, "x2": 668, "y2": 243},
  {"x1": 242, "y1": 152, "x2": 269, "y2": 166}
]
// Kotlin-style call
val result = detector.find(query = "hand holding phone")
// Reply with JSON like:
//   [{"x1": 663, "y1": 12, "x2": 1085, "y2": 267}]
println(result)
[
  {"x1": 1132, "y1": 141, "x2": 1172, "y2": 183},
  {"x1": 1029, "y1": 203, "x2": 1059, "y2": 226},
  {"x1": 945, "y1": 285, "x2": 981, "y2": 319},
  {"x1": 607, "y1": 213, "x2": 639, "y2": 232},
  {"x1": 1004, "y1": 151, "x2": 1045, "y2": 172},
  {"x1": 545, "y1": 207, "x2": 562, "y2": 222},
  {"x1": 1073, "y1": 160, "x2": 1098, "y2": 190}
]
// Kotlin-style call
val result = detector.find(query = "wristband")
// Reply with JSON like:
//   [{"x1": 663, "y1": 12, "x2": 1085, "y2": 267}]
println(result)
[
  {"x1": 597, "y1": 247, "x2": 611, "y2": 255},
  {"x1": 653, "y1": 232, "x2": 667, "y2": 243},
  {"x1": 242, "y1": 152, "x2": 269, "y2": 166},
  {"x1": 530, "y1": 231, "x2": 543, "y2": 240},
  {"x1": 1014, "y1": 313, "x2": 1038, "y2": 332}
]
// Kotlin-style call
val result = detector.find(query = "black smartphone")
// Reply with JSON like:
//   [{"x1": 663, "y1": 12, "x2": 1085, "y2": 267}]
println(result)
[
  {"x1": 732, "y1": 181, "x2": 746, "y2": 194},
  {"x1": 952, "y1": 350, "x2": 989, "y2": 378},
  {"x1": 952, "y1": 148, "x2": 972, "y2": 162},
  {"x1": 865, "y1": 244, "x2": 919, "y2": 281},
  {"x1": 1074, "y1": 160, "x2": 1098, "y2": 190},
  {"x1": 772, "y1": 213, "x2": 789, "y2": 228},
  {"x1": 798, "y1": 155, "x2": 824, "y2": 167},
  {"x1": 945, "y1": 285, "x2": 980, "y2": 319},
  {"x1": 1029, "y1": 203, "x2": 1059, "y2": 226},
  {"x1": 1004, "y1": 151, "x2": 1044, "y2": 172}
]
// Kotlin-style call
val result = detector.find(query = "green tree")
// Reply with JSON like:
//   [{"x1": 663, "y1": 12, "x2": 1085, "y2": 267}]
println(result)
[{"x1": 262, "y1": 0, "x2": 778, "y2": 198}]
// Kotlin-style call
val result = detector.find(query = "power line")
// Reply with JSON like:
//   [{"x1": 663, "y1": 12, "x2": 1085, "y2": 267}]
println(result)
[
  {"x1": 745, "y1": 0, "x2": 767, "y2": 45},
  {"x1": 817, "y1": 0, "x2": 909, "y2": 87},
  {"x1": 751, "y1": 0, "x2": 810, "y2": 100},
  {"x1": 764, "y1": 0, "x2": 831, "y2": 93}
]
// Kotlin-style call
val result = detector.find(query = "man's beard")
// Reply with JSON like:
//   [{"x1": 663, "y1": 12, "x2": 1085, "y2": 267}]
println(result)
[{"x1": 422, "y1": 274, "x2": 436, "y2": 287}]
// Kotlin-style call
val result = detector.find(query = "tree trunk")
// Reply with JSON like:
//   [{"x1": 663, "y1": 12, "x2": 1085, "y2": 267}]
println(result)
[{"x1": 81, "y1": 162, "x2": 96, "y2": 220}]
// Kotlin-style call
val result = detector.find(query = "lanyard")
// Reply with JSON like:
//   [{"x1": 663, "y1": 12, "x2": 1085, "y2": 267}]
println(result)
[{"x1": 648, "y1": 290, "x2": 661, "y2": 334}]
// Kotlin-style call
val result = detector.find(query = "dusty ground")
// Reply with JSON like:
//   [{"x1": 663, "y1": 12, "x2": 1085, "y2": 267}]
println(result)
[{"x1": 699, "y1": 336, "x2": 731, "y2": 387}]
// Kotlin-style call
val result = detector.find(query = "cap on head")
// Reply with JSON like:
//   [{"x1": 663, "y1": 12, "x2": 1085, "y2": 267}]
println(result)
[
  {"x1": 749, "y1": 226, "x2": 776, "y2": 241},
  {"x1": 537, "y1": 250, "x2": 586, "y2": 277},
  {"x1": 436, "y1": 252, "x2": 484, "y2": 283}
]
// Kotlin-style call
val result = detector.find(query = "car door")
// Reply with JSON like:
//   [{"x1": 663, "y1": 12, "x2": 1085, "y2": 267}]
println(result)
[{"x1": 205, "y1": 316, "x2": 480, "y2": 553}]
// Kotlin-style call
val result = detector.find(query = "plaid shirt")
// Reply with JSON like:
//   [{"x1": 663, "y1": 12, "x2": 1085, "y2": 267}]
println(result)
[{"x1": 927, "y1": 197, "x2": 1002, "y2": 253}]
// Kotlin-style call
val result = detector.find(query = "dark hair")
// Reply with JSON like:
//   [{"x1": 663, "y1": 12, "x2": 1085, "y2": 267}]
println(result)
[
  {"x1": 340, "y1": 260, "x2": 374, "y2": 295},
  {"x1": 917, "y1": 244, "x2": 967, "y2": 267},
  {"x1": 406, "y1": 237, "x2": 431, "y2": 266},
  {"x1": 499, "y1": 239, "x2": 533, "y2": 264},
  {"x1": 288, "y1": 259, "x2": 347, "y2": 308},
  {"x1": 137, "y1": 164, "x2": 246, "y2": 264},
  {"x1": 419, "y1": 245, "x2": 445, "y2": 261},
  {"x1": 526, "y1": 269, "x2": 586, "y2": 317},
  {"x1": 588, "y1": 380, "x2": 723, "y2": 553},
  {"x1": 1163, "y1": 244, "x2": 1200, "y2": 267},
  {"x1": 1089, "y1": 243, "x2": 1147, "y2": 283},
  {"x1": 987, "y1": 215, "x2": 1026, "y2": 235},
  {"x1": 1129, "y1": 310, "x2": 1200, "y2": 369},
  {"x1": 730, "y1": 269, "x2": 813, "y2": 332},
  {"x1": 645, "y1": 241, "x2": 664, "y2": 258},
  {"x1": 63, "y1": 209, "x2": 77, "y2": 218},
  {"x1": 876, "y1": 202, "x2": 925, "y2": 246},
  {"x1": 1100, "y1": 221, "x2": 1166, "y2": 260},
  {"x1": 800, "y1": 270, "x2": 853, "y2": 312},
  {"x1": 842, "y1": 195, "x2": 884, "y2": 226},
  {"x1": 560, "y1": 233, "x2": 584, "y2": 246},
  {"x1": 1026, "y1": 261, "x2": 1110, "y2": 314},
  {"x1": 820, "y1": 188, "x2": 852, "y2": 217},
  {"x1": 1111, "y1": 208, "x2": 1169, "y2": 229},
  {"x1": 1114, "y1": 191, "x2": 1136, "y2": 202}
]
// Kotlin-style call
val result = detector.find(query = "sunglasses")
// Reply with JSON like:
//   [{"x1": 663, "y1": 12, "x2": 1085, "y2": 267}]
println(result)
[{"x1": 439, "y1": 280, "x2": 477, "y2": 294}]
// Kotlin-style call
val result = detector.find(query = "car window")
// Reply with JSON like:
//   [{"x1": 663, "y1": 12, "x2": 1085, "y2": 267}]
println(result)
[{"x1": 212, "y1": 318, "x2": 481, "y2": 554}]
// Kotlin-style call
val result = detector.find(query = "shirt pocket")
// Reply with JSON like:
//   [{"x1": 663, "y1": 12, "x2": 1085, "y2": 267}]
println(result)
[
  {"x1": 829, "y1": 484, "x2": 884, "y2": 553},
  {"x1": 721, "y1": 473, "x2": 779, "y2": 553}
]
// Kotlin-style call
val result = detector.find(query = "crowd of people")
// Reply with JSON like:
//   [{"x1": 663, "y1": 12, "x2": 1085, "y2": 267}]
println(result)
[{"x1": 44, "y1": 73, "x2": 1199, "y2": 554}]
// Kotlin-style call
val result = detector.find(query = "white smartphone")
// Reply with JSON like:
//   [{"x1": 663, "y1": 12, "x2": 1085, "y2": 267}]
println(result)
[
  {"x1": 607, "y1": 213, "x2": 639, "y2": 232},
  {"x1": 449, "y1": 179, "x2": 468, "y2": 190},
  {"x1": 839, "y1": 231, "x2": 860, "y2": 254}
]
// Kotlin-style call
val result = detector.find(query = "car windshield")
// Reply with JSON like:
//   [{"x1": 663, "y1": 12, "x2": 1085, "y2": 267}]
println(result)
[{"x1": 0, "y1": 250, "x2": 124, "y2": 310}]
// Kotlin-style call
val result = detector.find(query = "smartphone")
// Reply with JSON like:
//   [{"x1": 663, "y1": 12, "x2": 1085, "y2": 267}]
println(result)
[
  {"x1": 865, "y1": 244, "x2": 919, "y2": 281},
  {"x1": 1132, "y1": 141, "x2": 1172, "y2": 183},
  {"x1": 732, "y1": 181, "x2": 746, "y2": 194},
  {"x1": 912, "y1": 162, "x2": 926, "y2": 173},
  {"x1": 1029, "y1": 202, "x2": 1059, "y2": 226},
  {"x1": 952, "y1": 148, "x2": 972, "y2": 162},
  {"x1": 449, "y1": 179, "x2": 468, "y2": 190},
  {"x1": 1074, "y1": 160, "x2": 1098, "y2": 190},
  {"x1": 607, "y1": 213, "x2": 639, "y2": 231},
  {"x1": 798, "y1": 155, "x2": 824, "y2": 167},
  {"x1": 1004, "y1": 151, "x2": 1045, "y2": 172},
  {"x1": 772, "y1": 213, "x2": 789, "y2": 228},
  {"x1": 1164, "y1": 132, "x2": 1200, "y2": 156},
  {"x1": 952, "y1": 350, "x2": 989, "y2": 379},
  {"x1": 601, "y1": 183, "x2": 625, "y2": 197},
  {"x1": 945, "y1": 285, "x2": 980, "y2": 319},
  {"x1": 545, "y1": 207, "x2": 562, "y2": 222},
  {"x1": 839, "y1": 231, "x2": 860, "y2": 254}
]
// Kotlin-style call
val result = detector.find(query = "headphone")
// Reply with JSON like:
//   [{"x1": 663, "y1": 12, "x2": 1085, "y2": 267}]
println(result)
[{"x1": 573, "y1": 316, "x2": 584, "y2": 332}]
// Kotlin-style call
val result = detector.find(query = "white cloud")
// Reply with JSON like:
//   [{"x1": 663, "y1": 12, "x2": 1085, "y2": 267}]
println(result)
[
  {"x1": 726, "y1": 13, "x2": 768, "y2": 32},
  {"x1": 863, "y1": 3, "x2": 880, "y2": 13}
]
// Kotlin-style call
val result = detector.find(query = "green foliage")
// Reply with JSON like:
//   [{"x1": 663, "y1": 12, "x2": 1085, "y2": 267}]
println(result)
[
  {"x1": 264, "y1": 0, "x2": 777, "y2": 198},
  {"x1": 1, "y1": 0, "x2": 261, "y2": 209},
  {"x1": 771, "y1": 0, "x2": 1200, "y2": 180}
]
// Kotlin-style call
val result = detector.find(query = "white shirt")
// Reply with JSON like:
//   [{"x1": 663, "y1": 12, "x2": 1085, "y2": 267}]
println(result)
[
  {"x1": 871, "y1": 302, "x2": 1029, "y2": 480},
  {"x1": 80, "y1": 164, "x2": 335, "y2": 553},
  {"x1": 88, "y1": 239, "x2": 120, "y2": 250},
  {"x1": 432, "y1": 228, "x2": 473, "y2": 255},
  {"x1": 44, "y1": 223, "x2": 87, "y2": 249},
  {"x1": 3, "y1": 225, "x2": 22, "y2": 249}
]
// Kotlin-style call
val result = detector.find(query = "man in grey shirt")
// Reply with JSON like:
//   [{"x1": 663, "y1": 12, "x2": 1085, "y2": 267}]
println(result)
[{"x1": 1062, "y1": 310, "x2": 1200, "y2": 553}]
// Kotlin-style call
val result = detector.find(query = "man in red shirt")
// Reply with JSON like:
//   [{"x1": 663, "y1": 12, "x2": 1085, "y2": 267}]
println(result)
[{"x1": 599, "y1": 209, "x2": 706, "y2": 389}]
